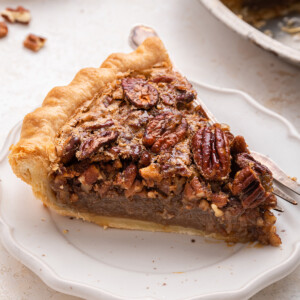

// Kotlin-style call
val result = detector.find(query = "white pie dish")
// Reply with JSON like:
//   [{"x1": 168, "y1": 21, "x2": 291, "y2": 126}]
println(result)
[
  {"x1": 0, "y1": 80, "x2": 299, "y2": 300},
  {"x1": 200, "y1": 0, "x2": 300, "y2": 67}
]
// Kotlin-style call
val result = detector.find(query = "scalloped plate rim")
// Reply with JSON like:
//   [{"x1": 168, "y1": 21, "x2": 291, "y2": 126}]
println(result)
[{"x1": 0, "y1": 79, "x2": 299, "y2": 300}]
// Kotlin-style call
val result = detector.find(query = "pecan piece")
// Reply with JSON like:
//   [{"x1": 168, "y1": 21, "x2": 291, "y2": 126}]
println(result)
[
  {"x1": 122, "y1": 77, "x2": 159, "y2": 109},
  {"x1": 151, "y1": 74, "x2": 174, "y2": 83},
  {"x1": 59, "y1": 135, "x2": 81, "y2": 164},
  {"x1": 24, "y1": 34, "x2": 46, "y2": 52},
  {"x1": 0, "y1": 22, "x2": 8, "y2": 38},
  {"x1": 129, "y1": 144, "x2": 142, "y2": 161},
  {"x1": 160, "y1": 90, "x2": 195, "y2": 106},
  {"x1": 176, "y1": 91, "x2": 195, "y2": 103},
  {"x1": 210, "y1": 192, "x2": 228, "y2": 208},
  {"x1": 79, "y1": 165, "x2": 102, "y2": 186},
  {"x1": 125, "y1": 179, "x2": 143, "y2": 198},
  {"x1": 94, "y1": 182, "x2": 111, "y2": 197},
  {"x1": 143, "y1": 112, "x2": 188, "y2": 153},
  {"x1": 140, "y1": 163, "x2": 162, "y2": 185},
  {"x1": 77, "y1": 131, "x2": 119, "y2": 160},
  {"x1": 139, "y1": 150, "x2": 152, "y2": 167},
  {"x1": 1, "y1": 6, "x2": 31, "y2": 24},
  {"x1": 231, "y1": 135, "x2": 249, "y2": 155},
  {"x1": 158, "y1": 77, "x2": 196, "y2": 106},
  {"x1": 115, "y1": 163, "x2": 137, "y2": 190},
  {"x1": 103, "y1": 95, "x2": 113, "y2": 107},
  {"x1": 78, "y1": 165, "x2": 102, "y2": 192},
  {"x1": 192, "y1": 124, "x2": 231, "y2": 181},
  {"x1": 82, "y1": 119, "x2": 114, "y2": 131},
  {"x1": 232, "y1": 166, "x2": 275, "y2": 209},
  {"x1": 125, "y1": 110, "x2": 150, "y2": 130},
  {"x1": 183, "y1": 177, "x2": 208, "y2": 203},
  {"x1": 159, "y1": 151, "x2": 192, "y2": 178},
  {"x1": 236, "y1": 153, "x2": 273, "y2": 192}
]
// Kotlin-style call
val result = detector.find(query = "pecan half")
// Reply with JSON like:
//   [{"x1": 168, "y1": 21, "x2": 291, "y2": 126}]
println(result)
[
  {"x1": 77, "y1": 131, "x2": 119, "y2": 160},
  {"x1": 24, "y1": 34, "x2": 46, "y2": 52},
  {"x1": 0, "y1": 22, "x2": 8, "y2": 38},
  {"x1": 143, "y1": 112, "x2": 188, "y2": 153},
  {"x1": 192, "y1": 124, "x2": 231, "y2": 181},
  {"x1": 236, "y1": 153, "x2": 270, "y2": 176},
  {"x1": 232, "y1": 166, "x2": 275, "y2": 209},
  {"x1": 121, "y1": 77, "x2": 159, "y2": 109},
  {"x1": 1, "y1": 6, "x2": 31, "y2": 24}
]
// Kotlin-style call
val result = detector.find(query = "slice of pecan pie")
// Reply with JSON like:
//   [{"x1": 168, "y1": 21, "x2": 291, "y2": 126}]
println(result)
[{"x1": 9, "y1": 37, "x2": 281, "y2": 246}]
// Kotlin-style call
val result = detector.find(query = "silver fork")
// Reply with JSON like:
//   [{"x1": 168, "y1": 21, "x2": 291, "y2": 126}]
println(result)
[{"x1": 129, "y1": 25, "x2": 299, "y2": 211}]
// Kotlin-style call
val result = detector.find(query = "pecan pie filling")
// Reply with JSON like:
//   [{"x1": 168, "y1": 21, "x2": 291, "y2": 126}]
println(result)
[{"x1": 49, "y1": 69, "x2": 281, "y2": 246}]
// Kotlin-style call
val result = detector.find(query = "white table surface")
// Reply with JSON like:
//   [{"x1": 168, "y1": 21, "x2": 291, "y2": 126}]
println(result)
[{"x1": 0, "y1": 0, "x2": 299, "y2": 299}]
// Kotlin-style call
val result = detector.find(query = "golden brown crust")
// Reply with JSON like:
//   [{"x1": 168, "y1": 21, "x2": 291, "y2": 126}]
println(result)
[{"x1": 9, "y1": 37, "x2": 172, "y2": 211}]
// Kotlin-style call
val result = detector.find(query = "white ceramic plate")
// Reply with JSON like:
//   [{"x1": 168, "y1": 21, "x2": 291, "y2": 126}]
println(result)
[
  {"x1": 0, "y1": 81, "x2": 300, "y2": 300},
  {"x1": 200, "y1": 0, "x2": 300, "y2": 67}
]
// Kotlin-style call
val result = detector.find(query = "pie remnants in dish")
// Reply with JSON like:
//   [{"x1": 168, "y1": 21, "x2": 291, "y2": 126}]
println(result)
[
  {"x1": 9, "y1": 37, "x2": 281, "y2": 246},
  {"x1": 221, "y1": 0, "x2": 300, "y2": 25}
]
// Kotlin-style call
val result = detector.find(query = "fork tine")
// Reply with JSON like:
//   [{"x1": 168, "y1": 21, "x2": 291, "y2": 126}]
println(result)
[
  {"x1": 273, "y1": 185, "x2": 298, "y2": 205},
  {"x1": 274, "y1": 178, "x2": 300, "y2": 196},
  {"x1": 251, "y1": 151, "x2": 300, "y2": 195},
  {"x1": 274, "y1": 205, "x2": 284, "y2": 212}
]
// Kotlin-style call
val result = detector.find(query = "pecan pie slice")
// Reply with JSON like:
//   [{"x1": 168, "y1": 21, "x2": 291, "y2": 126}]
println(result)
[{"x1": 9, "y1": 37, "x2": 281, "y2": 246}]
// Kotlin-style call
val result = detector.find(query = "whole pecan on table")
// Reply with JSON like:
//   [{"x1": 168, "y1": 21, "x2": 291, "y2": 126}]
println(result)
[
  {"x1": 192, "y1": 123, "x2": 231, "y2": 181},
  {"x1": 122, "y1": 77, "x2": 159, "y2": 109},
  {"x1": 23, "y1": 34, "x2": 46, "y2": 52},
  {"x1": 143, "y1": 112, "x2": 188, "y2": 153},
  {"x1": 1, "y1": 6, "x2": 31, "y2": 24},
  {"x1": 0, "y1": 22, "x2": 8, "y2": 38}
]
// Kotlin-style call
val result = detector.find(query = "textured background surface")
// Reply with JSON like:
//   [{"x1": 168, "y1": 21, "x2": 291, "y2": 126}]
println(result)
[{"x1": 0, "y1": 0, "x2": 299, "y2": 299}]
